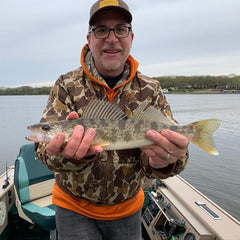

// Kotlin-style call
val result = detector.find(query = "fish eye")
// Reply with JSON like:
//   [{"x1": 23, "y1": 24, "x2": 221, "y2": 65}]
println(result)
[{"x1": 41, "y1": 124, "x2": 51, "y2": 131}]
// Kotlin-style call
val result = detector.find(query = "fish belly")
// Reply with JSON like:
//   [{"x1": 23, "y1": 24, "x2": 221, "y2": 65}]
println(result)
[{"x1": 104, "y1": 138, "x2": 154, "y2": 151}]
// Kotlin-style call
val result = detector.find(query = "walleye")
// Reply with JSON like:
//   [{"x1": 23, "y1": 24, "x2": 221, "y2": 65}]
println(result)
[{"x1": 26, "y1": 99, "x2": 221, "y2": 155}]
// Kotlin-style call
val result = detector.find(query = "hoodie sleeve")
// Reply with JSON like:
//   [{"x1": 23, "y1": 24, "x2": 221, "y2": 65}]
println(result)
[
  {"x1": 35, "y1": 74, "x2": 93, "y2": 171},
  {"x1": 138, "y1": 75, "x2": 189, "y2": 179}
]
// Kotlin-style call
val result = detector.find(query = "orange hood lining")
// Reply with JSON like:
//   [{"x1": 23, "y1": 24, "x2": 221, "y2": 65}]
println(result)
[{"x1": 81, "y1": 44, "x2": 139, "y2": 102}]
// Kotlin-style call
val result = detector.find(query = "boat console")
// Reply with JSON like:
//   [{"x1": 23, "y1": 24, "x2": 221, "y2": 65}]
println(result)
[
  {"x1": 143, "y1": 190, "x2": 187, "y2": 239},
  {"x1": 142, "y1": 176, "x2": 240, "y2": 240}
]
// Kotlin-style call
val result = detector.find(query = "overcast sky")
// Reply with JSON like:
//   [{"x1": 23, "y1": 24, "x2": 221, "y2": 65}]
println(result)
[{"x1": 1, "y1": 0, "x2": 240, "y2": 87}]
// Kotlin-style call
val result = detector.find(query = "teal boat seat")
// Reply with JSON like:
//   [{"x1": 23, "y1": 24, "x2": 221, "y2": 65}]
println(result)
[{"x1": 14, "y1": 143, "x2": 56, "y2": 231}]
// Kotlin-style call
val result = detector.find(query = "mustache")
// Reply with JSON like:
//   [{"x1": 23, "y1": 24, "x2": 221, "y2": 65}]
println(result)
[{"x1": 101, "y1": 46, "x2": 123, "y2": 52}]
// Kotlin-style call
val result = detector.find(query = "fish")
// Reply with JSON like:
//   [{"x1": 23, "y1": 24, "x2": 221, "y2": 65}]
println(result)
[{"x1": 26, "y1": 99, "x2": 221, "y2": 155}]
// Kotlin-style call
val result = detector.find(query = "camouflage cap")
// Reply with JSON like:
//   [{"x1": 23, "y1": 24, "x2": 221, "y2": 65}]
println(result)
[{"x1": 89, "y1": 0, "x2": 132, "y2": 25}]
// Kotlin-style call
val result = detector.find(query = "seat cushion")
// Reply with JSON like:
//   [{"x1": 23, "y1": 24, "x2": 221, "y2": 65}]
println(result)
[
  {"x1": 14, "y1": 143, "x2": 56, "y2": 230},
  {"x1": 29, "y1": 179, "x2": 55, "y2": 202},
  {"x1": 22, "y1": 198, "x2": 56, "y2": 230}
]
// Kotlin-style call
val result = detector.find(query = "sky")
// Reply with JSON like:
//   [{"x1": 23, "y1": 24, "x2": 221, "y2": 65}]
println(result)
[{"x1": 0, "y1": 0, "x2": 240, "y2": 87}]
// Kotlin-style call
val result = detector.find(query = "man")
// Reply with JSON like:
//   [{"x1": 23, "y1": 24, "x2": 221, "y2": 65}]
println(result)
[{"x1": 36, "y1": 0, "x2": 189, "y2": 239}]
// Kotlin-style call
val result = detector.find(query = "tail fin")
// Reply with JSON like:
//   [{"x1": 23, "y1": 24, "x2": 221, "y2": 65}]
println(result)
[{"x1": 191, "y1": 119, "x2": 221, "y2": 155}]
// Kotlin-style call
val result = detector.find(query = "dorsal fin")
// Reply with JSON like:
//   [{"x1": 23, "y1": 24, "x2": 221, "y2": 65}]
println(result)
[
  {"x1": 82, "y1": 99, "x2": 127, "y2": 120},
  {"x1": 131, "y1": 102, "x2": 176, "y2": 125}
]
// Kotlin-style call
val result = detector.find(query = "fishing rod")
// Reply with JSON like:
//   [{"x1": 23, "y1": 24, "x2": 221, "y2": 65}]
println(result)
[{"x1": 2, "y1": 162, "x2": 10, "y2": 189}]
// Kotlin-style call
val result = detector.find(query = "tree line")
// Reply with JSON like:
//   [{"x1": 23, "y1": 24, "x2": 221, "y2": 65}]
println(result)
[
  {"x1": 153, "y1": 75, "x2": 240, "y2": 90},
  {"x1": 1, "y1": 75, "x2": 240, "y2": 95},
  {"x1": 0, "y1": 86, "x2": 52, "y2": 95}
]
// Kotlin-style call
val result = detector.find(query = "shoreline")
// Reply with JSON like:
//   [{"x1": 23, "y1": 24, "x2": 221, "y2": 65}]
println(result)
[
  {"x1": 0, "y1": 89, "x2": 240, "y2": 96},
  {"x1": 166, "y1": 89, "x2": 240, "y2": 94}
]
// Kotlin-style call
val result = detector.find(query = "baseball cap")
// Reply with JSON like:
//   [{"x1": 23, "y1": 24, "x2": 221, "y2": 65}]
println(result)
[{"x1": 89, "y1": 0, "x2": 132, "y2": 25}]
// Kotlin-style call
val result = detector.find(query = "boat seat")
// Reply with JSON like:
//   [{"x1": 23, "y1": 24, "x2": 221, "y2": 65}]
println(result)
[{"x1": 14, "y1": 143, "x2": 56, "y2": 231}]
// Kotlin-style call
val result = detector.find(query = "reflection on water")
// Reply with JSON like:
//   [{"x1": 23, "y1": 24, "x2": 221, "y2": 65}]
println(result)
[{"x1": 0, "y1": 94, "x2": 239, "y2": 220}]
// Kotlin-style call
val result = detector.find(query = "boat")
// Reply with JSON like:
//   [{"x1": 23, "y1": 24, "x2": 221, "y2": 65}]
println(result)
[{"x1": 1, "y1": 143, "x2": 240, "y2": 240}]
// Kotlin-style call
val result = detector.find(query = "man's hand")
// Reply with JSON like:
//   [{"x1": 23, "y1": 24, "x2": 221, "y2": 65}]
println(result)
[
  {"x1": 46, "y1": 111, "x2": 103, "y2": 159},
  {"x1": 141, "y1": 129, "x2": 189, "y2": 169}
]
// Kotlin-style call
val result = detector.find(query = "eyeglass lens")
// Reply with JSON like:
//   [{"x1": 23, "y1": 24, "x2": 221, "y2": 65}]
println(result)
[{"x1": 93, "y1": 25, "x2": 130, "y2": 39}]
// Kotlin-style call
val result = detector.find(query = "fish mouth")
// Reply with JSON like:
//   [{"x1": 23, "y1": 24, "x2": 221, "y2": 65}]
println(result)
[
  {"x1": 26, "y1": 125, "x2": 51, "y2": 143},
  {"x1": 25, "y1": 135, "x2": 51, "y2": 143},
  {"x1": 26, "y1": 126, "x2": 39, "y2": 142},
  {"x1": 25, "y1": 128, "x2": 51, "y2": 143},
  {"x1": 25, "y1": 135, "x2": 40, "y2": 142}
]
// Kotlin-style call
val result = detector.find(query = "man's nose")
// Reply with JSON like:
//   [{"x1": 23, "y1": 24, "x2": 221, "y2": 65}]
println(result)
[{"x1": 106, "y1": 29, "x2": 118, "y2": 43}]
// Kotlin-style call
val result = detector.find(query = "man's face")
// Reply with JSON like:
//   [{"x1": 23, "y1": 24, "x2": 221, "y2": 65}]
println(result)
[{"x1": 87, "y1": 10, "x2": 134, "y2": 77}]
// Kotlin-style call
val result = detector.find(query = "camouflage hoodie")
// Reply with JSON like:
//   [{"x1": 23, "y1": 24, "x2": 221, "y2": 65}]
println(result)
[{"x1": 35, "y1": 44, "x2": 187, "y2": 205}]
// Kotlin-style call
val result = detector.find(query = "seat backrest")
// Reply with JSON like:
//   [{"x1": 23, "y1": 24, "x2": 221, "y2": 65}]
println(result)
[{"x1": 14, "y1": 143, "x2": 54, "y2": 204}]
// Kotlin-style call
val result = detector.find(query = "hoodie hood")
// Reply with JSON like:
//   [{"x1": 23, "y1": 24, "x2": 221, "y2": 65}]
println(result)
[{"x1": 80, "y1": 44, "x2": 139, "y2": 102}]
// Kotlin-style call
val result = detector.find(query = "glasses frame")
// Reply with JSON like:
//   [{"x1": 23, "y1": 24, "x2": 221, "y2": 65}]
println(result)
[{"x1": 89, "y1": 25, "x2": 132, "y2": 39}]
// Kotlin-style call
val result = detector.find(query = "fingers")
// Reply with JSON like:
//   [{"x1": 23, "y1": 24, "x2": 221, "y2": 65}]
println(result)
[
  {"x1": 47, "y1": 125, "x2": 103, "y2": 160},
  {"x1": 142, "y1": 129, "x2": 189, "y2": 169},
  {"x1": 74, "y1": 128, "x2": 98, "y2": 159},
  {"x1": 47, "y1": 111, "x2": 80, "y2": 155},
  {"x1": 146, "y1": 130, "x2": 189, "y2": 159},
  {"x1": 161, "y1": 130, "x2": 189, "y2": 150},
  {"x1": 66, "y1": 111, "x2": 79, "y2": 120},
  {"x1": 46, "y1": 133, "x2": 66, "y2": 155},
  {"x1": 161, "y1": 129, "x2": 189, "y2": 160},
  {"x1": 62, "y1": 125, "x2": 85, "y2": 157},
  {"x1": 46, "y1": 111, "x2": 102, "y2": 160},
  {"x1": 62, "y1": 126, "x2": 103, "y2": 159},
  {"x1": 141, "y1": 147, "x2": 175, "y2": 168}
]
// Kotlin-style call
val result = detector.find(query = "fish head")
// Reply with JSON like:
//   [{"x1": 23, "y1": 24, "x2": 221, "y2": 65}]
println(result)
[{"x1": 26, "y1": 122, "x2": 62, "y2": 143}]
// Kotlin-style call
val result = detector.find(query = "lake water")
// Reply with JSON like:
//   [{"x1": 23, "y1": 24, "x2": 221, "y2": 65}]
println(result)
[{"x1": 0, "y1": 94, "x2": 239, "y2": 221}]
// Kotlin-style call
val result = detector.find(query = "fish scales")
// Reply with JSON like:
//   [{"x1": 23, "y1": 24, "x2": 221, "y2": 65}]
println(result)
[{"x1": 79, "y1": 118, "x2": 158, "y2": 149}]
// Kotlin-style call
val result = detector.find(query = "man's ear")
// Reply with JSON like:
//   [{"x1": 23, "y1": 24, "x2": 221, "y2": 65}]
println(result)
[{"x1": 87, "y1": 34, "x2": 90, "y2": 44}]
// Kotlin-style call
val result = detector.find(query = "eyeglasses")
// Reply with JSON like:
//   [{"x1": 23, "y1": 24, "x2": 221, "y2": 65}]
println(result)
[{"x1": 89, "y1": 25, "x2": 132, "y2": 39}]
